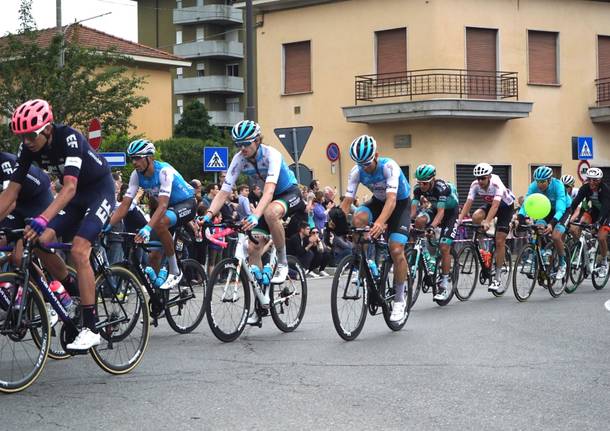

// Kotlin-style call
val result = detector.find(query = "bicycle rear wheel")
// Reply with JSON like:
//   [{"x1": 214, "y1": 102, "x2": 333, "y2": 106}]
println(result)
[
  {"x1": 205, "y1": 258, "x2": 250, "y2": 342},
  {"x1": 270, "y1": 255, "x2": 307, "y2": 332},
  {"x1": 566, "y1": 240, "x2": 585, "y2": 293},
  {"x1": 545, "y1": 246, "x2": 567, "y2": 298},
  {"x1": 491, "y1": 247, "x2": 512, "y2": 297},
  {"x1": 165, "y1": 259, "x2": 207, "y2": 333},
  {"x1": 513, "y1": 245, "x2": 538, "y2": 302},
  {"x1": 0, "y1": 274, "x2": 50, "y2": 393},
  {"x1": 592, "y1": 246, "x2": 610, "y2": 290},
  {"x1": 405, "y1": 249, "x2": 422, "y2": 307},
  {"x1": 330, "y1": 255, "x2": 367, "y2": 341},
  {"x1": 90, "y1": 266, "x2": 150, "y2": 375},
  {"x1": 433, "y1": 249, "x2": 457, "y2": 306},
  {"x1": 455, "y1": 244, "x2": 479, "y2": 301},
  {"x1": 381, "y1": 260, "x2": 411, "y2": 331}
]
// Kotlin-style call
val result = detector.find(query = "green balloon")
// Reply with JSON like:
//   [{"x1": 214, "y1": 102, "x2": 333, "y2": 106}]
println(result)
[{"x1": 524, "y1": 193, "x2": 551, "y2": 220}]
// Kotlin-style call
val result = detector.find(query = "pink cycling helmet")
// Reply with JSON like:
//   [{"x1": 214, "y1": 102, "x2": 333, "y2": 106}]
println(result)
[{"x1": 10, "y1": 99, "x2": 54, "y2": 134}]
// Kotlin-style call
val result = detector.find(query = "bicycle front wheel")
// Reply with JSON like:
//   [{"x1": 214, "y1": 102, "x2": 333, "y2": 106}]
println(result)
[
  {"x1": 165, "y1": 259, "x2": 207, "y2": 333},
  {"x1": 330, "y1": 255, "x2": 367, "y2": 341},
  {"x1": 592, "y1": 245, "x2": 610, "y2": 290},
  {"x1": 566, "y1": 240, "x2": 585, "y2": 293},
  {"x1": 546, "y1": 246, "x2": 567, "y2": 298},
  {"x1": 513, "y1": 245, "x2": 538, "y2": 302},
  {"x1": 491, "y1": 247, "x2": 512, "y2": 297},
  {"x1": 205, "y1": 258, "x2": 250, "y2": 342},
  {"x1": 455, "y1": 244, "x2": 479, "y2": 301},
  {"x1": 381, "y1": 260, "x2": 411, "y2": 331},
  {"x1": 270, "y1": 255, "x2": 307, "y2": 332},
  {"x1": 405, "y1": 249, "x2": 422, "y2": 307},
  {"x1": 433, "y1": 249, "x2": 457, "y2": 307},
  {"x1": 0, "y1": 274, "x2": 50, "y2": 393},
  {"x1": 90, "y1": 266, "x2": 150, "y2": 375}
]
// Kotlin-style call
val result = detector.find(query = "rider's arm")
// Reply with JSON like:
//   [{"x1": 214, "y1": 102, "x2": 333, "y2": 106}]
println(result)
[
  {"x1": 459, "y1": 179, "x2": 479, "y2": 221},
  {"x1": 431, "y1": 181, "x2": 450, "y2": 227},
  {"x1": 486, "y1": 177, "x2": 507, "y2": 221},
  {"x1": 569, "y1": 184, "x2": 587, "y2": 216},
  {"x1": 110, "y1": 170, "x2": 139, "y2": 225},
  {"x1": 597, "y1": 185, "x2": 610, "y2": 225},
  {"x1": 41, "y1": 176, "x2": 77, "y2": 221},
  {"x1": 377, "y1": 191, "x2": 397, "y2": 225},
  {"x1": 431, "y1": 207, "x2": 445, "y2": 228},
  {"x1": 410, "y1": 186, "x2": 420, "y2": 219},
  {"x1": 459, "y1": 198, "x2": 473, "y2": 221},
  {"x1": 550, "y1": 180, "x2": 568, "y2": 225},
  {"x1": 340, "y1": 196, "x2": 353, "y2": 216},
  {"x1": 341, "y1": 166, "x2": 360, "y2": 216},
  {"x1": 253, "y1": 181, "x2": 277, "y2": 219},
  {"x1": 0, "y1": 182, "x2": 22, "y2": 221}
]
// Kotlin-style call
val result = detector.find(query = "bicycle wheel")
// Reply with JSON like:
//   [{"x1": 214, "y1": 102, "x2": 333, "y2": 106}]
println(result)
[
  {"x1": 591, "y1": 246, "x2": 610, "y2": 290},
  {"x1": 165, "y1": 259, "x2": 207, "y2": 334},
  {"x1": 330, "y1": 255, "x2": 367, "y2": 341},
  {"x1": 90, "y1": 266, "x2": 150, "y2": 375},
  {"x1": 566, "y1": 240, "x2": 585, "y2": 293},
  {"x1": 454, "y1": 244, "x2": 479, "y2": 301},
  {"x1": 381, "y1": 260, "x2": 411, "y2": 331},
  {"x1": 205, "y1": 258, "x2": 250, "y2": 342},
  {"x1": 0, "y1": 274, "x2": 50, "y2": 393},
  {"x1": 270, "y1": 255, "x2": 307, "y2": 332},
  {"x1": 513, "y1": 245, "x2": 538, "y2": 302},
  {"x1": 405, "y1": 249, "x2": 422, "y2": 307},
  {"x1": 433, "y1": 249, "x2": 457, "y2": 306},
  {"x1": 543, "y1": 245, "x2": 567, "y2": 298},
  {"x1": 491, "y1": 247, "x2": 513, "y2": 297}
]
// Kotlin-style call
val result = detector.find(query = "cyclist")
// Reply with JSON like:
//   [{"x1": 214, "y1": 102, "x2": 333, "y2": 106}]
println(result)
[
  {"x1": 568, "y1": 167, "x2": 610, "y2": 277},
  {"x1": 202, "y1": 120, "x2": 306, "y2": 323},
  {"x1": 517, "y1": 166, "x2": 569, "y2": 280},
  {"x1": 340, "y1": 135, "x2": 411, "y2": 322},
  {"x1": 458, "y1": 163, "x2": 515, "y2": 292},
  {"x1": 410, "y1": 164, "x2": 459, "y2": 301},
  {"x1": 561, "y1": 174, "x2": 579, "y2": 202},
  {"x1": 107, "y1": 139, "x2": 196, "y2": 289},
  {"x1": 5, "y1": 99, "x2": 115, "y2": 350}
]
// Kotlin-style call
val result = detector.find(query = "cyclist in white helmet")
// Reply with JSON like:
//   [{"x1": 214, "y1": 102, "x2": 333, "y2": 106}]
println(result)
[{"x1": 458, "y1": 163, "x2": 515, "y2": 293}]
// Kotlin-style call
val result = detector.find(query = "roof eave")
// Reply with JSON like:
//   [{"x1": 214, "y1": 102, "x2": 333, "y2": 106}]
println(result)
[{"x1": 233, "y1": 0, "x2": 336, "y2": 12}]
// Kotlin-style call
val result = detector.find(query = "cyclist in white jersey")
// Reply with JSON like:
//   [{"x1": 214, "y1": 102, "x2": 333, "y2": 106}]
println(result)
[{"x1": 458, "y1": 163, "x2": 515, "y2": 293}]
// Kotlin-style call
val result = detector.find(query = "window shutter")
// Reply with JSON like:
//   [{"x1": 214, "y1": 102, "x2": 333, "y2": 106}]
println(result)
[
  {"x1": 376, "y1": 28, "x2": 406, "y2": 77},
  {"x1": 528, "y1": 31, "x2": 558, "y2": 84},
  {"x1": 599, "y1": 36, "x2": 610, "y2": 78},
  {"x1": 466, "y1": 28, "x2": 497, "y2": 99},
  {"x1": 284, "y1": 41, "x2": 311, "y2": 94}
]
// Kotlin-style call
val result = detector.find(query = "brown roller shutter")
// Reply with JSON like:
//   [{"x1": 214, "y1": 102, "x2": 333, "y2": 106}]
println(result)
[
  {"x1": 598, "y1": 36, "x2": 610, "y2": 106},
  {"x1": 528, "y1": 31, "x2": 558, "y2": 84},
  {"x1": 284, "y1": 41, "x2": 311, "y2": 94},
  {"x1": 376, "y1": 28, "x2": 406, "y2": 77},
  {"x1": 466, "y1": 28, "x2": 497, "y2": 99}
]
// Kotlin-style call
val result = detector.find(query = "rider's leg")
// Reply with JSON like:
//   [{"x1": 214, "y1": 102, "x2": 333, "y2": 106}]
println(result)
[
  {"x1": 36, "y1": 229, "x2": 70, "y2": 283},
  {"x1": 440, "y1": 242, "x2": 451, "y2": 275},
  {"x1": 471, "y1": 209, "x2": 486, "y2": 225},
  {"x1": 389, "y1": 238, "x2": 407, "y2": 302},
  {"x1": 552, "y1": 226, "x2": 566, "y2": 257},
  {"x1": 247, "y1": 232, "x2": 266, "y2": 269},
  {"x1": 598, "y1": 227, "x2": 608, "y2": 262},
  {"x1": 69, "y1": 236, "x2": 95, "y2": 315},
  {"x1": 152, "y1": 214, "x2": 179, "y2": 275},
  {"x1": 264, "y1": 201, "x2": 287, "y2": 266},
  {"x1": 495, "y1": 231, "x2": 507, "y2": 269}
]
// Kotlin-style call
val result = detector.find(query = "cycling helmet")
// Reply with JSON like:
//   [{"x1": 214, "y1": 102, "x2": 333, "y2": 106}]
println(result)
[
  {"x1": 586, "y1": 167, "x2": 603, "y2": 179},
  {"x1": 231, "y1": 120, "x2": 261, "y2": 143},
  {"x1": 10, "y1": 99, "x2": 53, "y2": 134},
  {"x1": 127, "y1": 139, "x2": 155, "y2": 157},
  {"x1": 415, "y1": 164, "x2": 436, "y2": 182},
  {"x1": 349, "y1": 135, "x2": 377, "y2": 164},
  {"x1": 560, "y1": 174, "x2": 575, "y2": 187},
  {"x1": 473, "y1": 163, "x2": 493, "y2": 177},
  {"x1": 533, "y1": 166, "x2": 553, "y2": 181}
]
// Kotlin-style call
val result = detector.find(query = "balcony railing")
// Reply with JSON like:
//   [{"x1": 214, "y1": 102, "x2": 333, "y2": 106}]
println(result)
[
  {"x1": 173, "y1": 5, "x2": 243, "y2": 25},
  {"x1": 354, "y1": 69, "x2": 519, "y2": 104},
  {"x1": 596, "y1": 77, "x2": 610, "y2": 106}
]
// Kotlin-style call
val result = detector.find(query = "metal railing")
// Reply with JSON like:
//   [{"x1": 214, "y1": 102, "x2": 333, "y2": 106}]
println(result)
[
  {"x1": 596, "y1": 77, "x2": 610, "y2": 106},
  {"x1": 354, "y1": 68, "x2": 519, "y2": 104}
]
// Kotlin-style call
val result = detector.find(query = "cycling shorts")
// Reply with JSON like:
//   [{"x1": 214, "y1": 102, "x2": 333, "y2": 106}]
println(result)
[
  {"x1": 417, "y1": 206, "x2": 458, "y2": 244},
  {"x1": 254, "y1": 185, "x2": 306, "y2": 237},
  {"x1": 356, "y1": 197, "x2": 411, "y2": 244},
  {"x1": 580, "y1": 209, "x2": 610, "y2": 232},
  {"x1": 478, "y1": 203, "x2": 514, "y2": 234}
]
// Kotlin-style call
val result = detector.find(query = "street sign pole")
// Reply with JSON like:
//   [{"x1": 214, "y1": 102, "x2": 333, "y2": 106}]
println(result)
[
  {"x1": 338, "y1": 153, "x2": 343, "y2": 196},
  {"x1": 291, "y1": 128, "x2": 300, "y2": 184}
]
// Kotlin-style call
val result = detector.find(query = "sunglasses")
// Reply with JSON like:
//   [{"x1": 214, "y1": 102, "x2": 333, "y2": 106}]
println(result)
[
  {"x1": 476, "y1": 176, "x2": 488, "y2": 181},
  {"x1": 22, "y1": 124, "x2": 47, "y2": 141},
  {"x1": 130, "y1": 155, "x2": 147, "y2": 162},
  {"x1": 536, "y1": 179, "x2": 548, "y2": 184},
  {"x1": 417, "y1": 181, "x2": 432, "y2": 186},
  {"x1": 234, "y1": 139, "x2": 256, "y2": 148},
  {"x1": 358, "y1": 159, "x2": 375, "y2": 167},
  {"x1": 310, "y1": 230, "x2": 319, "y2": 234}
]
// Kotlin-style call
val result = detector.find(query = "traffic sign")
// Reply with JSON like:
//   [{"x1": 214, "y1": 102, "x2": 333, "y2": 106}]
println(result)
[
  {"x1": 100, "y1": 152, "x2": 126, "y2": 167},
  {"x1": 577, "y1": 160, "x2": 591, "y2": 182},
  {"x1": 88, "y1": 118, "x2": 102, "y2": 150},
  {"x1": 577, "y1": 136, "x2": 593, "y2": 160},
  {"x1": 326, "y1": 143, "x2": 340, "y2": 162},
  {"x1": 274, "y1": 126, "x2": 313, "y2": 162},
  {"x1": 203, "y1": 147, "x2": 228, "y2": 172}
]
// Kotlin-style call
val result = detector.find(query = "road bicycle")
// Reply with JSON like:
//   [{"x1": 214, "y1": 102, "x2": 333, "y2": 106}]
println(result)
[
  {"x1": 330, "y1": 227, "x2": 412, "y2": 341},
  {"x1": 205, "y1": 222, "x2": 307, "y2": 342},
  {"x1": 565, "y1": 222, "x2": 609, "y2": 292},
  {"x1": 454, "y1": 222, "x2": 513, "y2": 300}
]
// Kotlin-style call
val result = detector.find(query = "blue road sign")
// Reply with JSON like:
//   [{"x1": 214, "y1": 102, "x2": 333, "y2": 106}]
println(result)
[
  {"x1": 577, "y1": 137, "x2": 593, "y2": 160},
  {"x1": 326, "y1": 143, "x2": 340, "y2": 162},
  {"x1": 100, "y1": 152, "x2": 126, "y2": 167},
  {"x1": 203, "y1": 147, "x2": 229, "y2": 172}
]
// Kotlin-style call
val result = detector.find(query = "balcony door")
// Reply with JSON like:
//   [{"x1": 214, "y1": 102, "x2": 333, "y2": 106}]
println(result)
[
  {"x1": 598, "y1": 36, "x2": 610, "y2": 106},
  {"x1": 466, "y1": 28, "x2": 497, "y2": 99}
]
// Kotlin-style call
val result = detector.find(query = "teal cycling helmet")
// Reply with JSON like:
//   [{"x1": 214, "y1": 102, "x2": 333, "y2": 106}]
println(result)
[
  {"x1": 127, "y1": 139, "x2": 155, "y2": 157},
  {"x1": 415, "y1": 164, "x2": 436, "y2": 182},
  {"x1": 349, "y1": 135, "x2": 377, "y2": 164},
  {"x1": 533, "y1": 165, "x2": 553, "y2": 181},
  {"x1": 231, "y1": 120, "x2": 261, "y2": 143}
]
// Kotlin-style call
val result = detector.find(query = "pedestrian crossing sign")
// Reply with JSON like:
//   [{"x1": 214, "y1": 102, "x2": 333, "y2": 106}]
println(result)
[
  {"x1": 577, "y1": 137, "x2": 593, "y2": 160},
  {"x1": 203, "y1": 147, "x2": 228, "y2": 172}
]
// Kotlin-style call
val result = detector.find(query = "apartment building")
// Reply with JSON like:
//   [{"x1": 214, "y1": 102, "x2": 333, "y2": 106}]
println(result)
[
  {"x1": 137, "y1": 0, "x2": 245, "y2": 129},
  {"x1": 241, "y1": 0, "x2": 610, "y2": 200}
]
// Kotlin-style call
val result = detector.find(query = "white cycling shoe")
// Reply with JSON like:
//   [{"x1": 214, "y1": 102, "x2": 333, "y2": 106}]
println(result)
[
  {"x1": 271, "y1": 263, "x2": 289, "y2": 284},
  {"x1": 159, "y1": 271, "x2": 182, "y2": 290},
  {"x1": 390, "y1": 300, "x2": 407, "y2": 322},
  {"x1": 67, "y1": 328, "x2": 101, "y2": 350}
]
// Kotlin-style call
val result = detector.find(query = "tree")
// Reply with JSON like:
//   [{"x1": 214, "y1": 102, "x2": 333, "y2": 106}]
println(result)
[
  {"x1": 18, "y1": 0, "x2": 36, "y2": 33},
  {"x1": 174, "y1": 101, "x2": 220, "y2": 140},
  {"x1": 0, "y1": 24, "x2": 149, "y2": 149}
]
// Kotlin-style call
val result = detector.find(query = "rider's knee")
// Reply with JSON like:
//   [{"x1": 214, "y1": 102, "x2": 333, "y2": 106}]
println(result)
[
  {"x1": 352, "y1": 210, "x2": 370, "y2": 228},
  {"x1": 71, "y1": 240, "x2": 91, "y2": 266},
  {"x1": 414, "y1": 216, "x2": 427, "y2": 229},
  {"x1": 263, "y1": 203, "x2": 283, "y2": 223},
  {"x1": 471, "y1": 210, "x2": 485, "y2": 223}
]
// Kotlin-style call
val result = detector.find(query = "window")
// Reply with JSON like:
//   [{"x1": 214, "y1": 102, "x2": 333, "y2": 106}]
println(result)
[
  {"x1": 176, "y1": 1, "x2": 182, "y2": 8},
  {"x1": 455, "y1": 164, "x2": 512, "y2": 210},
  {"x1": 177, "y1": 98, "x2": 184, "y2": 115},
  {"x1": 176, "y1": 30, "x2": 182, "y2": 44},
  {"x1": 226, "y1": 64, "x2": 239, "y2": 77},
  {"x1": 376, "y1": 28, "x2": 406, "y2": 77},
  {"x1": 530, "y1": 165, "x2": 561, "y2": 182},
  {"x1": 226, "y1": 29, "x2": 239, "y2": 42},
  {"x1": 196, "y1": 62, "x2": 205, "y2": 77},
  {"x1": 226, "y1": 97, "x2": 240, "y2": 112},
  {"x1": 176, "y1": 67, "x2": 183, "y2": 79},
  {"x1": 598, "y1": 36, "x2": 610, "y2": 106},
  {"x1": 400, "y1": 166, "x2": 410, "y2": 183},
  {"x1": 196, "y1": 27, "x2": 204, "y2": 42},
  {"x1": 283, "y1": 41, "x2": 311, "y2": 94},
  {"x1": 528, "y1": 30, "x2": 559, "y2": 85},
  {"x1": 466, "y1": 27, "x2": 498, "y2": 99}
]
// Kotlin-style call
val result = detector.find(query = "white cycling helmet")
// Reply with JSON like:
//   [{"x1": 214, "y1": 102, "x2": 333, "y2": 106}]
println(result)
[
  {"x1": 473, "y1": 163, "x2": 493, "y2": 177},
  {"x1": 560, "y1": 174, "x2": 575, "y2": 187},
  {"x1": 586, "y1": 167, "x2": 603, "y2": 179}
]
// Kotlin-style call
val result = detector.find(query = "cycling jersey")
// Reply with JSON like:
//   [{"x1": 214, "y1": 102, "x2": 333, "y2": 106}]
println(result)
[
  {"x1": 11, "y1": 124, "x2": 110, "y2": 190},
  {"x1": 570, "y1": 182, "x2": 610, "y2": 225},
  {"x1": 412, "y1": 179, "x2": 458, "y2": 210},
  {"x1": 346, "y1": 157, "x2": 410, "y2": 201},
  {"x1": 519, "y1": 178, "x2": 568, "y2": 222},
  {"x1": 467, "y1": 174, "x2": 515, "y2": 206},
  {"x1": 0, "y1": 152, "x2": 50, "y2": 203},
  {"x1": 222, "y1": 144, "x2": 297, "y2": 196},
  {"x1": 125, "y1": 160, "x2": 194, "y2": 206}
]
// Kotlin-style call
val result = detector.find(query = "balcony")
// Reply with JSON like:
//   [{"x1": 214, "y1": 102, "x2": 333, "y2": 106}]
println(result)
[
  {"x1": 589, "y1": 77, "x2": 610, "y2": 123},
  {"x1": 342, "y1": 68, "x2": 533, "y2": 123},
  {"x1": 173, "y1": 5, "x2": 243, "y2": 26},
  {"x1": 174, "y1": 110, "x2": 244, "y2": 128},
  {"x1": 173, "y1": 40, "x2": 243, "y2": 60},
  {"x1": 174, "y1": 76, "x2": 244, "y2": 95}
]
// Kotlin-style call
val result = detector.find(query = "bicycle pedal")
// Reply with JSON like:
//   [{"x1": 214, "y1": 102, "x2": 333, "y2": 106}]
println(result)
[{"x1": 65, "y1": 348, "x2": 90, "y2": 356}]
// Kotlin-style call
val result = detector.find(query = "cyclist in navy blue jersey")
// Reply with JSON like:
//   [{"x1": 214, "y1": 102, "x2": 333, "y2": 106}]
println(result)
[{"x1": 4, "y1": 99, "x2": 115, "y2": 350}]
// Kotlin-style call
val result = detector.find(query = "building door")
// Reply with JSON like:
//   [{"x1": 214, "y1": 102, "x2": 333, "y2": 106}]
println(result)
[
  {"x1": 466, "y1": 28, "x2": 497, "y2": 99},
  {"x1": 455, "y1": 164, "x2": 511, "y2": 210},
  {"x1": 598, "y1": 36, "x2": 610, "y2": 106}
]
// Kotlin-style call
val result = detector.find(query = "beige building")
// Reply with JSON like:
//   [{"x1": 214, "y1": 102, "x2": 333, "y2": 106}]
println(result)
[{"x1": 243, "y1": 0, "x2": 610, "y2": 201}]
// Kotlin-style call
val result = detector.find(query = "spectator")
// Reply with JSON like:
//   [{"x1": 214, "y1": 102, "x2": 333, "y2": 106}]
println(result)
[
  {"x1": 307, "y1": 227, "x2": 332, "y2": 277},
  {"x1": 327, "y1": 207, "x2": 353, "y2": 263},
  {"x1": 323, "y1": 186, "x2": 337, "y2": 206},
  {"x1": 236, "y1": 184, "x2": 251, "y2": 220},
  {"x1": 248, "y1": 184, "x2": 262, "y2": 207},
  {"x1": 190, "y1": 179, "x2": 202, "y2": 202},
  {"x1": 202, "y1": 183, "x2": 219, "y2": 207},
  {"x1": 312, "y1": 191, "x2": 328, "y2": 233},
  {"x1": 286, "y1": 222, "x2": 331, "y2": 278},
  {"x1": 218, "y1": 171, "x2": 227, "y2": 185}
]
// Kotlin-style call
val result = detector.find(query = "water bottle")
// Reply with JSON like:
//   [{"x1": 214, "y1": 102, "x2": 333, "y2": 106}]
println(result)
[
  {"x1": 262, "y1": 264, "x2": 273, "y2": 286},
  {"x1": 367, "y1": 259, "x2": 380, "y2": 280},
  {"x1": 422, "y1": 249, "x2": 436, "y2": 273},
  {"x1": 542, "y1": 247, "x2": 552, "y2": 266},
  {"x1": 144, "y1": 266, "x2": 157, "y2": 284},
  {"x1": 250, "y1": 265, "x2": 269, "y2": 308},
  {"x1": 155, "y1": 267, "x2": 169, "y2": 288},
  {"x1": 50, "y1": 280, "x2": 74, "y2": 314},
  {"x1": 480, "y1": 249, "x2": 492, "y2": 269}
]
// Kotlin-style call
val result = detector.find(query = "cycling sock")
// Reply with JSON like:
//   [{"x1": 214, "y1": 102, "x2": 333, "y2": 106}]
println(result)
[
  {"x1": 168, "y1": 254, "x2": 179, "y2": 275},
  {"x1": 394, "y1": 282, "x2": 405, "y2": 302},
  {"x1": 277, "y1": 245, "x2": 287, "y2": 265},
  {"x1": 82, "y1": 305, "x2": 98, "y2": 332},
  {"x1": 442, "y1": 274, "x2": 449, "y2": 285}
]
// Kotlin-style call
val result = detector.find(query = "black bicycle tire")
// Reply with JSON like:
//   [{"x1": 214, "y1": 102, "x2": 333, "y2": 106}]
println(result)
[
  {"x1": 270, "y1": 255, "x2": 307, "y2": 332},
  {"x1": 491, "y1": 247, "x2": 513, "y2": 297},
  {"x1": 591, "y1": 245, "x2": 610, "y2": 290},
  {"x1": 165, "y1": 259, "x2": 207, "y2": 334},
  {"x1": 405, "y1": 249, "x2": 422, "y2": 307},
  {"x1": 381, "y1": 257, "x2": 411, "y2": 331},
  {"x1": 433, "y1": 248, "x2": 457, "y2": 306},
  {"x1": 513, "y1": 245, "x2": 537, "y2": 302},
  {"x1": 330, "y1": 255, "x2": 367, "y2": 341},
  {"x1": 454, "y1": 244, "x2": 479, "y2": 301},
  {"x1": 566, "y1": 240, "x2": 585, "y2": 293}
]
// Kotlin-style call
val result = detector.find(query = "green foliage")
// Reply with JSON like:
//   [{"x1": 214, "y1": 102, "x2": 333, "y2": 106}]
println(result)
[
  {"x1": 18, "y1": 0, "x2": 36, "y2": 33},
  {"x1": 174, "y1": 101, "x2": 220, "y2": 140}
]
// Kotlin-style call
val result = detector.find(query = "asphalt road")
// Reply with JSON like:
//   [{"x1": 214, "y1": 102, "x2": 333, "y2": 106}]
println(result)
[{"x1": 3, "y1": 276, "x2": 609, "y2": 430}]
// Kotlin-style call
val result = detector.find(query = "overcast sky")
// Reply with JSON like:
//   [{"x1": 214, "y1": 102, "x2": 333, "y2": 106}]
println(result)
[{"x1": 0, "y1": 0, "x2": 138, "y2": 42}]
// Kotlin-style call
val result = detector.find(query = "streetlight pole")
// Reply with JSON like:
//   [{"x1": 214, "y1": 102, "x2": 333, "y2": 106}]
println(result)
[{"x1": 245, "y1": 0, "x2": 256, "y2": 120}]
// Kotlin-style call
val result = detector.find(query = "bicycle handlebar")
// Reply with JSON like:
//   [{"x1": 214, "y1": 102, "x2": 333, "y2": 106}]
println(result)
[{"x1": 202, "y1": 221, "x2": 259, "y2": 245}]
